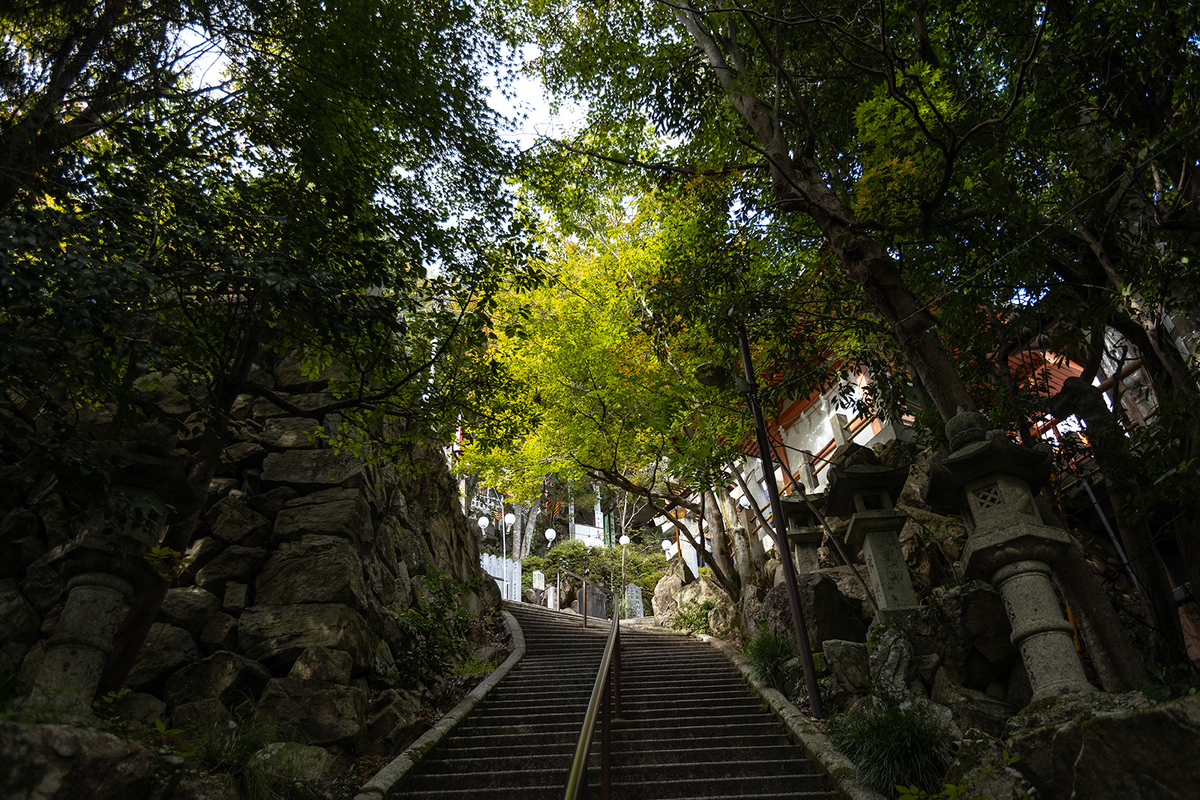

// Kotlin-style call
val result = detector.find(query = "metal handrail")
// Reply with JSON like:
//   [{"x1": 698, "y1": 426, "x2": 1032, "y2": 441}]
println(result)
[{"x1": 564, "y1": 596, "x2": 621, "y2": 800}]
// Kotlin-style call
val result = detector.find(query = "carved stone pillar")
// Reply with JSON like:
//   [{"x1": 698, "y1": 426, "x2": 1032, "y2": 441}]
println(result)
[{"x1": 926, "y1": 412, "x2": 1093, "y2": 700}]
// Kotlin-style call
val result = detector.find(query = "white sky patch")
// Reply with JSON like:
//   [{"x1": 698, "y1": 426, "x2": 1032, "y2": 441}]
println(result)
[{"x1": 487, "y1": 44, "x2": 587, "y2": 152}]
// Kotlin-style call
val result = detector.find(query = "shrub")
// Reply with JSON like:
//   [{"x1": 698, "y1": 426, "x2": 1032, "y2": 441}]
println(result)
[
  {"x1": 744, "y1": 626, "x2": 795, "y2": 694},
  {"x1": 831, "y1": 705, "x2": 953, "y2": 799},
  {"x1": 394, "y1": 569, "x2": 475, "y2": 687},
  {"x1": 671, "y1": 600, "x2": 717, "y2": 633}
]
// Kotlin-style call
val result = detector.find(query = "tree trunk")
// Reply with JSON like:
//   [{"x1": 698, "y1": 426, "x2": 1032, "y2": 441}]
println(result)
[
  {"x1": 1053, "y1": 538, "x2": 1149, "y2": 691},
  {"x1": 705, "y1": 489, "x2": 737, "y2": 590},
  {"x1": 1053, "y1": 376, "x2": 1187, "y2": 665}
]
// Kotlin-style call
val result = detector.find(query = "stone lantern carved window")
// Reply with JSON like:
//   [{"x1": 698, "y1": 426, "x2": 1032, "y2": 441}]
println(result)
[
  {"x1": 855, "y1": 491, "x2": 890, "y2": 513},
  {"x1": 974, "y1": 484, "x2": 1002, "y2": 509}
]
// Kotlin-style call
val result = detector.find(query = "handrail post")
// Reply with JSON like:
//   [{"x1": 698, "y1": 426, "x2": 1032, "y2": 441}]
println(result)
[
  {"x1": 601, "y1": 669, "x2": 611, "y2": 800},
  {"x1": 613, "y1": 620, "x2": 621, "y2": 716},
  {"x1": 582, "y1": 579, "x2": 588, "y2": 628}
]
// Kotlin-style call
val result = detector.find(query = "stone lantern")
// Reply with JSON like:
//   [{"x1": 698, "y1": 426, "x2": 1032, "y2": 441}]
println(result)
[
  {"x1": 778, "y1": 496, "x2": 823, "y2": 573},
  {"x1": 28, "y1": 426, "x2": 202, "y2": 718},
  {"x1": 826, "y1": 461, "x2": 918, "y2": 622},
  {"x1": 925, "y1": 411, "x2": 1093, "y2": 700}
]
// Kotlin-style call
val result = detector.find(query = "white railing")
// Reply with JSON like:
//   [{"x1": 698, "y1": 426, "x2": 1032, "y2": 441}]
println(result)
[{"x1": 481, "y1": 553, "x2": 522, "y2": 602}]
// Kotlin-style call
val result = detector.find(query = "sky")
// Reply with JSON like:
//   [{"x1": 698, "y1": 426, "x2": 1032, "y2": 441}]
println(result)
[{"x1": 486, "y1": 44, "x2": 586, "y2": 153}]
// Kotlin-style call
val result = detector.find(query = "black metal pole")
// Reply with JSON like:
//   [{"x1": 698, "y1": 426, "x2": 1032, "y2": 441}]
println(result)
[{"x1": 736, "y1": 322, "x2": 824, "y2": 718}]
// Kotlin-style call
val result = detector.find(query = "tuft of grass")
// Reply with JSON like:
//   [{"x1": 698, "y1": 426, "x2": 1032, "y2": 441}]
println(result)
[
  {"x1": 831, "y1": 705, "x2": 953, "y2": 799},
  {"x1": 191, "y1": 710, "x2": 300, "y2": 800},
  {"x1": 744, "y1": 626, "x2": 795, "y2": 694}
]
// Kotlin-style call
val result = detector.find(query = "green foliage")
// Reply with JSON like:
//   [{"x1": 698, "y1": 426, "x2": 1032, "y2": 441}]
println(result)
[
  {"x1": 744, "y1": 626, "x2": 795, "y2": 694},
  {"x1": 670, "y1": 600, "x2": 717, "y2": 634},
  {"x1": 895, "y1": 750, "x2": 1020, "y2": 800},
  {"x1": 455, "y1": 654, "x2": 502, "y2": 678},
  {"x1": 896, "y1": 784, "x2": 976, "y2": 800},
  {"x1": 394, "y1": 570, "x2": 476, "y2": 687},
  {"x1": 831, "y1": 706, "x2": 954, "y2": 799},
  {"x1": 523, "y1": 539, "x2": 667, "y2": 605},
  {"x1": 1141, "y1": 662, "x2": 1200, "y2": 702},
  {"x1": 0, "y1": 0, "x2": 531, "y2": 488}
]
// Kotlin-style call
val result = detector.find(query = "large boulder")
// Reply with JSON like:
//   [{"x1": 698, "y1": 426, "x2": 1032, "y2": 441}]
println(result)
[
  {"x1": 261, "y1": 418, "x2": 324, "y2": 450},
  {"x1": 1004, "y1": 690, "x2": 1152, "y2": 797},
  {"x1": 0, "y1": 722, "x2": 155, "y2": 800},
  {"x1": 237, "y1": 603, "x2": 377, "y2": 674},
  {"x1": 256, "y1": 677, "x2": 368, "y2": 748},
  {"x1": 824, "y1": 639, "x2": 871, "y2": 697},
  {"x1": 164, "y1": 652, "x2": 272, "y2": 709},
  {"x1": 363, "y1": 688, "x2": 426, "y2": 757},
  {"x1": 869, "y1": 626, "x2": 927, "y2": 708},
  {"x1": 260, "y1": 450, "x2": 365, "y2": 494},
  {"x1": 159, "y1": 586, "x2": 221, "y2": 637},
  {"x1": 1070, "y1": 694, "x2": 1200, "y2": 799},
  {"x1": 255, "y1": 536, "x2": 369, "y2": 607},
  {"x1": 194, "y1": 546, "x2": 269, "y2": 596},
  {"x1": 762, "y1": 571, "x2": 866, "y2": 651},
  {"x1": 288, "y1": 646, "x2": 353, "y2": 685},
  {"x1": 931, "y1": 668, "x2": 1016, "y2": 739},
  {"x1": 271, "y1": 488, "x2": 372, "y2": 545},
  {"x1": 205, "y1": 492, "x2": 271, "y2": 547},
  {"x1": 126, "y1": 623, "x2": 199, "y2": 691},
  {"x1": 250, "y1": 741, "x2": 338, "y2": 782},
  {"x1": 652, "y1": 558, "x2": 692, "y2": 626}
]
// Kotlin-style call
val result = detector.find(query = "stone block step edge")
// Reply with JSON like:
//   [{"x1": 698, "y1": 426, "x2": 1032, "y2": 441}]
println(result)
[
  {"x1": 354, "y1": 609, "x2": 527, "y2": 800},
  {"x1": 695, "y1": 632, "x2": 887, "y2": 800}
]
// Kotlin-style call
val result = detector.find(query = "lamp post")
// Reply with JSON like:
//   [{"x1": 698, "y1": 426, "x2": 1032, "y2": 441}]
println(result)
[
  {"x1": 546, "y1": 528, "x2": 558, "y2": 609},
  {"x1": 733, "y1": 320, "x2": 824, "y2": 718},
  {"x1": 503, "y1": 511, "x2": 516, "y2": 600},
  {"x1": 619, "y1": 534, "x2": 631, "y2": 594},
  {"x1": 477, "y1": 515, "x2": 492, "y2": 598}
]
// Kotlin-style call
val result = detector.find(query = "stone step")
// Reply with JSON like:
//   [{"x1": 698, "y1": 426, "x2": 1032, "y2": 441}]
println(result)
[
  {"x1": 605, "y1": 773, "x2": 831, "y2": 799},
  {"x1": 607, "y1": 757, "x2": 819, "y2": 783},
  {"x1": 391, "y1": 603, "x2": 833, "y2": 800}
]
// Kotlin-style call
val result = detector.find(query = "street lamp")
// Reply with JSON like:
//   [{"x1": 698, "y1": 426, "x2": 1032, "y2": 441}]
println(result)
[
  {"x1": 500, "y1": 511, "x2": 516, "y2": 601},
  {"x1": 476, "y1": 515, "x2": 493, "y2": 598},
  {"x1": 545, "y1": 528, "x2": 558, "y2": 609},
  {"x1": 619, "y1": 534, "x2": 630, "y2": 591}
]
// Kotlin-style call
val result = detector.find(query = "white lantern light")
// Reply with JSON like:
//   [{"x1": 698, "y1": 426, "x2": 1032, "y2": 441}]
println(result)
[
  {"x1": 477, "y1": 516, "x2": 489, "y2": 530},
  {"x1": 545, "y1": 528, "x2": 557, "y2": 542},
  {"x1": 619, "y1": 535, "x2": 630, "y2": 546},
  {"x1": 661, "y1": 539, "x2": 673, "y2": 551},
  {"x1": 504, "y1": 512, "x2": 516, "y2": 526}
]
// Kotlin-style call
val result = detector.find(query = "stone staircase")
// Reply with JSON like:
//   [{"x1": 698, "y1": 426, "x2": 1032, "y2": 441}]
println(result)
[{"x1": 393, "y1": 603, "x2": 835, "y2": 800}]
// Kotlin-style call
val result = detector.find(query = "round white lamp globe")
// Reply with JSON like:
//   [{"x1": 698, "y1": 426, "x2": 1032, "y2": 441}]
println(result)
[
  {"x1": 619, "y1": 535, "x2": 630, "y2": 546},
  {"x1": 545, "y1": 528, "x2": 557, "y2": 542},
  {"x1": 477, "y1": 516, "x2": 489, "y2": 530},
  {"x1": 504, "y1": 512, "x2": 516, "y2": 526}
]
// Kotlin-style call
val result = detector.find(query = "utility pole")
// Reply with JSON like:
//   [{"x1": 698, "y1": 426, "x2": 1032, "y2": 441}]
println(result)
[{"x1": 736, "y1": 321, "x2": 824, "y2": 718}]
